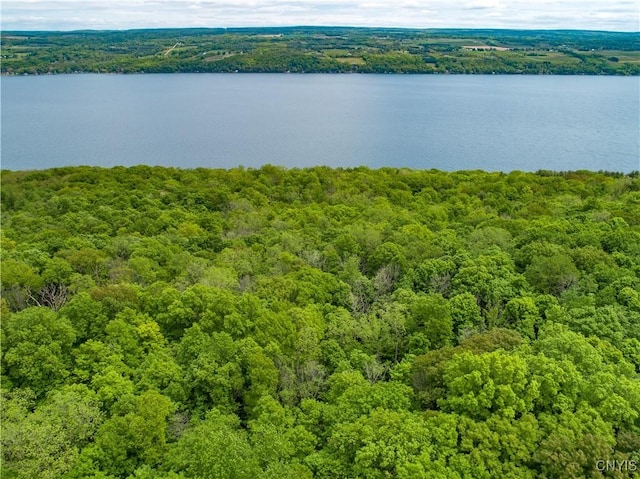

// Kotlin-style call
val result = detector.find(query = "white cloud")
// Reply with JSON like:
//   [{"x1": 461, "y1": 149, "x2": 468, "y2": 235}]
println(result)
[{"x1": 1, "y1": 0, "x2": 638, "y2": 31}]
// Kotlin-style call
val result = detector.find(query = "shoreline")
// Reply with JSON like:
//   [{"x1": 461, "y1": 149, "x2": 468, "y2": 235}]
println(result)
[{"x1": 3, "y1": 71, "x2": 638, "y2": 76}]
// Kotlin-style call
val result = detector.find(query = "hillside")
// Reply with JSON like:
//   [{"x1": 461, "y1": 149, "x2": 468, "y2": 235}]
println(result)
[{"x1": 2, "y1": 27, "x2": 639, "y2": 75}]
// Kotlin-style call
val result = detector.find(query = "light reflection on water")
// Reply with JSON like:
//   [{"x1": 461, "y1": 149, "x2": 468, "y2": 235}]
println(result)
[{"x1": 2, "y1": 74, "x2": 639, "y2": 172}]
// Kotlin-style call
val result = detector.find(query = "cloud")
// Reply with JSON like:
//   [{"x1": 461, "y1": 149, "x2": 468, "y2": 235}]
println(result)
[
  {"x1": 464, "y1": 0, "x2": 503, "y2": 11},
  {"x1": 1, "y1": 0, "x2": 638, "y2": 31}
]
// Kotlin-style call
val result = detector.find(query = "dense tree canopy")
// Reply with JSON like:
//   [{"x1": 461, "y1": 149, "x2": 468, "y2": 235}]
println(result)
[{"x1": 1, "y1": 166, "x2": 640, "y2": 478}]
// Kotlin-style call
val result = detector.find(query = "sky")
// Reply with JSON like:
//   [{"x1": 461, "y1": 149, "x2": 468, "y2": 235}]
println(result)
[{"x1": 2, "y1": 0, "x2": 639, "y2": 32}]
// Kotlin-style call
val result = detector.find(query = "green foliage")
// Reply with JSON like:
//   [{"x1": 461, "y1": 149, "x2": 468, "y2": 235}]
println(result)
[
  {"x1": 167, "y1": 409, "x2": 262, "y2": 479},
  {"x1": 91, "y1": 390, "x2": 175, "y2": 476},
  {"x1": 2, "y1": 166, "x2": 640, "y2": 477},
  {"x1": 525, "y1": 254, "x2": 580, "y2": 296},
  {"x1": 2, "y1": 307, "x2": 76, "y2": 395},
  {"x1": 1, "y1": 385, "x2": 102, "y2": 479},
  {"x1": 440, "y1": 350, "x2": 536, "y2": 420},
  {"x1": 503, "y1": 296, "x2": 539, "y2": 339},
  {"x1": 2, "y1": 28, "x2": 639, "y2": 75},
  {"x1": 411, "y1": 294, "x2": 454, "y2": 350}
]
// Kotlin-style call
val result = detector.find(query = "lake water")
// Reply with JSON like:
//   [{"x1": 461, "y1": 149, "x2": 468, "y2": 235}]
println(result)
[{"x1": 2, "y1": 74, "x2": 638, "y2": 172}]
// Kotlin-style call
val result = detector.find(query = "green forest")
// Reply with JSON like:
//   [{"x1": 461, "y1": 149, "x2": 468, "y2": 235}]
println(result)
[
  {"x1": 1, "y1": 166, "x2": 640, "y2": 478},
  {"x1": 2, "y1": 27, "x2": 639, "y2": 75}
]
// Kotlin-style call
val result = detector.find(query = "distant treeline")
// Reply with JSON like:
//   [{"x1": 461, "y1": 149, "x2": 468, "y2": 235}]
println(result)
[{"x1": 2, "y1": 27, "x2": 639, "y2": 75}]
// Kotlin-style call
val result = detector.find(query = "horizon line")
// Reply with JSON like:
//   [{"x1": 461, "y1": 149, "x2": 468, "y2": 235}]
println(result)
[{"x1": 3, "y1": 25, "x2": 639, "y2": 34}]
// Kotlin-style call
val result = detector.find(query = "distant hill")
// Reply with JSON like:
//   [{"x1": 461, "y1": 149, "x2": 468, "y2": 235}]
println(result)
[{"x1": 2, "y1": 27, "x2": 639, "y2": 74}]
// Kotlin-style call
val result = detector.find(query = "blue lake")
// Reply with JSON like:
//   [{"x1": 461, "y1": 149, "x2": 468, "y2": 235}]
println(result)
[{"x1": 2, "y1": 74, "x2": 639, "y2": 172}]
